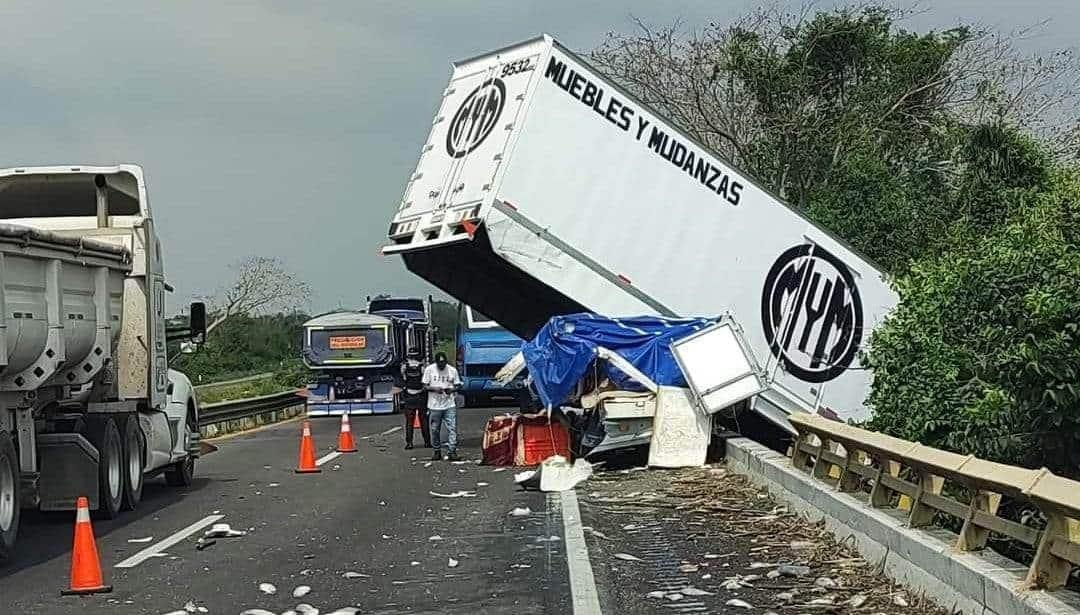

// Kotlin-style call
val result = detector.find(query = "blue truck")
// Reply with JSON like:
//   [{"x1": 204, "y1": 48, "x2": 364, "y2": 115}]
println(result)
[
  {"x1": 302, "y1": 298, "x2": 433, "y2": 415},
  {"x1": 455, "y1": 304, "x2": 525, "y2": 407}
]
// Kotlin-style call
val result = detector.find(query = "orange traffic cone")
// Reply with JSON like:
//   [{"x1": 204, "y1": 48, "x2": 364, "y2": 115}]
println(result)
[
  {"x1": 62, "y1": 496, "x2": 112, "y2": 595},
  {"x1": 337, "y1": 414, "x2": 357, "y2": 453},
  {"x1": 412, "y1": 411, "x2": 422, "y2": 429},
  {"x1": 295, "y1": 421, "x2": 322, "y2": 473}
]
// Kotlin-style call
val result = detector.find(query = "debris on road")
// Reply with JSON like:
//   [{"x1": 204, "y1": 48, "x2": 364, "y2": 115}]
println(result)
[
  {"x1": 127, "y1": 536, "x2": 154, "y2": 543},
  {"x1": 429, "y1": 490, "x2": 477, "y2": 498},
  {"x1": 292, "y1": 585, "x2": 311, "y2": 598},
  {"x1": 258, "y1": 582, "x2": 277, "y2": 595},
  {"x1": 613, "y1": 553, "x2": 643, "y2": 562},
  {"x1": 195, "y1": 538, "x2": 216, "y2": 551},
  {"x1": 342, "y1": 571, "x2": 369, "y2": 579},
  {"x1": 448, "y1": 557, "x2": 459, "y2": 568},
  {"x1": 204, "y1": 523, "x2": 246, "y2": 538},
  {"x1": 240, "y1": 610, "x2": 276, "y2": 615},
  {"x1": 581, "y1": 465, "x2": 951, "y2": 615},
  {"x1": 508, "y1": 507, "x2": 531, "y2": 517}
]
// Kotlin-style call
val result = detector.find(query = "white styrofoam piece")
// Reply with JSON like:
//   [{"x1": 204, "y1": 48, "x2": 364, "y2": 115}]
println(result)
[{"x1": 648, "y1": 387, "x2": 710, "y2": 468}]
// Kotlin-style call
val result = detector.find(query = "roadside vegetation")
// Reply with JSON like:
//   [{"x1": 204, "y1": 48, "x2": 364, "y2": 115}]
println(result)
[{"x1": 594, "y1": 3, "x2": 1079, "y2": 476}]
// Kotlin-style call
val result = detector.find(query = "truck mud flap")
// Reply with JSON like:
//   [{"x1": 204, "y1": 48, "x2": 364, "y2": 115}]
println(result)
[{"x1": 36, "y1": 433, "x2": 99, "y2": 511}]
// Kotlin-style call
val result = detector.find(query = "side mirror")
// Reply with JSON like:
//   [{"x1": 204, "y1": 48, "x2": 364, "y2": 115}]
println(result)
[{"x1": 189, "y1": 302, "x2": 207, "y2": 343}]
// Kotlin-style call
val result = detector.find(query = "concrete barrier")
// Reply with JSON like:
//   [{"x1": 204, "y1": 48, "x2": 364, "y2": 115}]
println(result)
[
  {"x1": 199, "y1": 402, "x2": 306, "y2": 439},
  {"x1": 725, "y1": 437, "x2": 1080, "y2": 615}
]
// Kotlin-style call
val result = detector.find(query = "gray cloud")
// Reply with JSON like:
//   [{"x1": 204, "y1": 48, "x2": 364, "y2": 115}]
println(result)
[{"x1": 0, "y1": 1, "x2": 1073, "y2": 312}]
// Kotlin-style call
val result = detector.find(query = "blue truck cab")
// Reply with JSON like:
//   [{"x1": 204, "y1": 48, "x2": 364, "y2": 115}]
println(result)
[{"x1": 456, "y1": 304, "x2": 525, "y2": 406}]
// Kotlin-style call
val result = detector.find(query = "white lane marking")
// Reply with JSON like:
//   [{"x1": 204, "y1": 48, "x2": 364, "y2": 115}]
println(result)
[
  {"x1": 115, "y1": 514, "x2": 224, "y2": 568},
  {"x1": 380, "y1": 426, "x2": 402, "y2": 436},
  {"x1": 316, "y1": 451, "x2": 343, "y2": 466},
  {"x1": 560, "y1": 490, "x2": 603, "y2": 615}
]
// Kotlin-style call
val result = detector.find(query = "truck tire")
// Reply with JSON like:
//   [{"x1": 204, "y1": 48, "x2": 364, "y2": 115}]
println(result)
[
  {"x1": 165, "y1": 407, "x2": 195, "y2": 487},
  {"x1": 120, "y1": 415, "x2": 145, "y2": 511},
  {"x1": 0, "y1": 432, "x2": 20, "y2": 563},
  {"x1": 84, "y1": 417, "x2": 124, "y2": 519}
]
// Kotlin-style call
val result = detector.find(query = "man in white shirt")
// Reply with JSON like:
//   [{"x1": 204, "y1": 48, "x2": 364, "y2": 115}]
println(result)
[{"x1": 422, "y1": 352, "x2": 462, "y2": 461}]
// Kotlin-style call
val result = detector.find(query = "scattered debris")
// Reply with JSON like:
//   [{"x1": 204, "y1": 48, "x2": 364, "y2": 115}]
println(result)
[
  {"x1": 848, "y1": 594, "x2": 869, "y2": 607},
  {"x1": 584, "y1": 527, "x2": 610, "y2": 540},
  {"x1": 476, "y1": 481, "x2": 490, "y2": 487},
  {"x1": 258, "y1": 582, "x2": 277, "y2": 594},
  {"x1": 613, "y1": 553, "x2": 643, "y2": 562},
  {"x1": 514, "y1": 470, "x2": 537, "y2": 484},
  {"x1": 428, "y1": 535, "x2": 443, "y2": 541},
  {"x1": 331, "y1": 464, "x2": 341, "y2": 471},
  {"x1": 647, "y1": 591, "x2": 666, "y2": 599},
  {"x1": 429, "y1": 490, "x2": 477, "y2": 498},
  {"x1": 776, "y1": 564, "x2": 811, "y2": 577},
  {"x1": 894, "y1": 594, "x2": 910, "y2": 607},
  {"x1": 509, "y1": 507, "x2": 532, "y2": 517},
  {"x1": 814, "y1": 576, "x2": 838, "y2": 589},
  {"x1": 325, "y1": 609, "x2": 360, "y2": 615},
  {"x1": 204, "y1": 523, "x2": 246, "y2": 538},
  {"x1": 268, "y1": 483, "x2": 280, "y2": 488},
  {"x1": 342, "y1": 572, "x2": 369, "y2": 579},
  {"x1": 492, "y1": 467, "x2": 507, "y2": 472},
  {"x1": 725, "y1": 598, "x2": 753, "y2": 609},
  {"x1": 448, "y1": 557, "x2": 459, "y2": 568},
  {"x1": 423, "y1": 462, "x2": 433, "y2": 468},
  {"x1": 195, "y1": 539, "x2": 216, "y2": 551},
  {"x1": 411, "y1": 561, "x2": 420, "y2": 566},
  {"x1": 293, "y1": 585, "x2": 311, "y2": 598},
  {"x1": 679, "y1": 586, "x2": 713, "y2": 596},
  {"x1": 127, "y1": 536, "x2": 154, "y2": 543},
  {"x1": 678, "y1": 563, "x2": 699, "y2": 573},
  {"x1": 295, "y1": 604, "x2": 319, "y2": 615},
  {"x1": 666, "y1": 593, "x2": 684, "y2": 601},
  {"x1": 240, "y1": 610, "x2": 276, "y2": 615},
  {"x1": 538, "y1": 455, "x2": 593, "y2": 492}
]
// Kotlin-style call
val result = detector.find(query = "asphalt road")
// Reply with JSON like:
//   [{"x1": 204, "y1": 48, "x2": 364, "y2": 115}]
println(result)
[{"x1": 0, "y1": 409, "x2": 571, "y2": 614}]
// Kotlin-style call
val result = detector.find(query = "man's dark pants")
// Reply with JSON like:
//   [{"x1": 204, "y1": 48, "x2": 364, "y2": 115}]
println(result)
[{"x1": 403, "y1": 393, "x2": 431, "y2": 447}]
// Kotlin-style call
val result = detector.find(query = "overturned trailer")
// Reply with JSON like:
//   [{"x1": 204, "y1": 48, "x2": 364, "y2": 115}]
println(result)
[{"x1": 383, "y1": 34, "x2": 898, "y2": 438}]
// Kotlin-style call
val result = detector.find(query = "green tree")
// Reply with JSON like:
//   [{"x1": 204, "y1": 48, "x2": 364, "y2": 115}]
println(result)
[{"x1": 865, "y1": 169, "x2": 1080, "y2": 475}]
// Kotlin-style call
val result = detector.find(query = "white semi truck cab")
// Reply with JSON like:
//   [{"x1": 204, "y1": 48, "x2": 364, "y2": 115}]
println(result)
[{"x1": 0, "y1": 165, "x2": 206, "y2": 562}]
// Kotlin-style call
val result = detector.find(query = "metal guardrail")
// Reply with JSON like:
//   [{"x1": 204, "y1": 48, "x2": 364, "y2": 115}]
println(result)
[
  {"x1": 194, "y1": 371, "x2": 276, "y2": 392},
  {"x1": 788, "y1": 413, "x2": 1080, "y2": 591},
  {"x1": 198, "y1": 390, "x2": 304, "y2": 426}
]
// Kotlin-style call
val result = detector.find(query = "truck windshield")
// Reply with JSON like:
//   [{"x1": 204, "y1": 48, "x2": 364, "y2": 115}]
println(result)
[
  {"x1": 368, "y1": 298, "x2": 424, "y2": 314},
  {"x1": 307, "y1": 328, "x2": 390, "y2": 363},
  {"x1": 0, "y1": 173, "x2": 141, "y2": 218}
]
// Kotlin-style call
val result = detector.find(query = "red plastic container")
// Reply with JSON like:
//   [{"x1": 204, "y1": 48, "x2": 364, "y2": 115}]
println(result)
[{"x1": 515, "y1": 417, "x2": 570, "y2": 466}]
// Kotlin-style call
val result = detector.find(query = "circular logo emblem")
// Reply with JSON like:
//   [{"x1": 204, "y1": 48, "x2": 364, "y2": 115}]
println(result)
[
  {"x1": 760, "y1": 244, "x2": 863, "y2": 383},
  {"x1": 445, "y1": 78, "x2": 506, "y2": 158}
]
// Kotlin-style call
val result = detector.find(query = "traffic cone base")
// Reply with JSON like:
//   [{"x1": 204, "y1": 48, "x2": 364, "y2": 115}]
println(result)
[
  {"x1": 413, "y1": 412, "x2": 421, "y2": 429},
  {"x1": 62, "y1": 496, "x2": 112, "y2": 596},
  {"x1": 337, "y1": 414, "x2": 358, "y2": 453},
  {"x1": 296, "y1": 421, "x2": 322, "y2": 473}
]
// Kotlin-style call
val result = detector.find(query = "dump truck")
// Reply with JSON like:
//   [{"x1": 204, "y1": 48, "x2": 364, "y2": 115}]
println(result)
[
  {"x1": 0, "y1": 165, "x2": 206, "y2": 562},
  {"x1": 382, "y1": 34, "x2": 898, "y2": 438}
]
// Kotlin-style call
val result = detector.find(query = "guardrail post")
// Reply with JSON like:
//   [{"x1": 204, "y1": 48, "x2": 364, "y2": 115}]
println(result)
[
  {"x1": 837, "y1": 449, "x2": 865, "y2": 493},
  {"x1": 957, "y1": 489, "x2": 1001, "y2": 551},
  {"x1": 1026, "y1": 511, "x2": 1075, "y2": 589},
  {"x1": 907, "y1": 471, "x2": 944, "y2": 527},
  {"x1": 811, "y1": 438, "x2": 835, "y2": 480},
  {"x1": 790, "y1": 431, "x2": 813, "y2": 471},
  {"x1": 869, "y1": 457, "x2": 900, "y2": 508}
]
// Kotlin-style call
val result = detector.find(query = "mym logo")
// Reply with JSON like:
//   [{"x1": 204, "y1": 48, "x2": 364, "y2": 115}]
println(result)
[
  {"x1": 760, "y1": 244, "x2": 863, "y2": 383},
  {"x1": 445, "y1": 78, "x2": 506, "y2": 158}
]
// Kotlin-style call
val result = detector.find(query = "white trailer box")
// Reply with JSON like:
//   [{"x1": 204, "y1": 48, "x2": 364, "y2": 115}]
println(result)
[{"x1": 384, "y1": 34, "x2": 898, "y2": 423}]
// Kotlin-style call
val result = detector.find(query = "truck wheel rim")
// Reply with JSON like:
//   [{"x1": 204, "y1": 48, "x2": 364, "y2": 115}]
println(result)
[
  {"x1": 127, "y1": 435, "x2": 142, "y2": 492},
  {"x1": 107, "y1": 436, "x2": 122, "y2": 500},
  {"x1": 0, "y1": 452, "x2": 13, "y2": 533}
]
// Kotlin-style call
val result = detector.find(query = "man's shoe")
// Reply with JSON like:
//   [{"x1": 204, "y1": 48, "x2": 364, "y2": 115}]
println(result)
[
  {"x1": 404, "y1": 443, "x2": 414, "y2": 450},
  {"x1": 431, "y1": 450, "x2": 443, "y2": 461},
  {"x1": 446, "y1": 452, "x2": 460, "y2": 462}
]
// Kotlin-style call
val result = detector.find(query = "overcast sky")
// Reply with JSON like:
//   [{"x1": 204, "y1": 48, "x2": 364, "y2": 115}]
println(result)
[{"x1": 1, "y1": 1, "x2": 1075, "y2": 313}]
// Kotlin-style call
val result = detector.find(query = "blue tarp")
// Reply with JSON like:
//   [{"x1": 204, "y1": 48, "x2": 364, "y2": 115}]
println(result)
[{"x1": 521, "y1": 313, "x2": 720, "y2": 409}]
